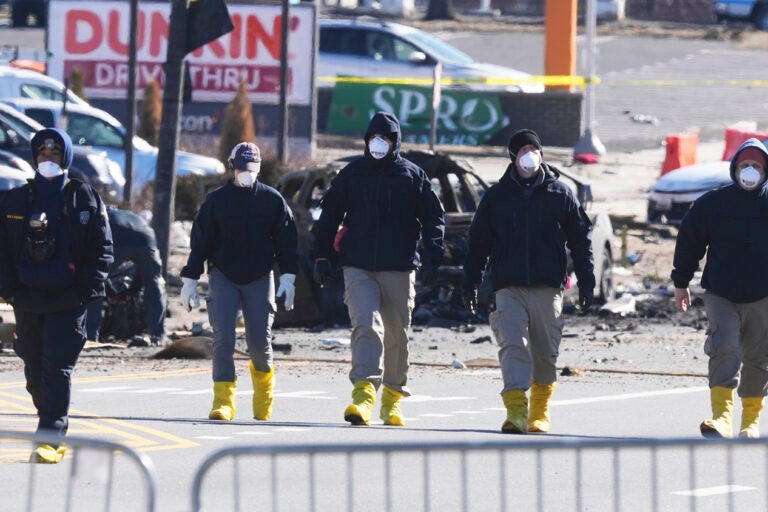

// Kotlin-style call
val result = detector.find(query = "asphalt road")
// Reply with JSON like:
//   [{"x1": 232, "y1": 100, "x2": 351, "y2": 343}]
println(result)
[{"x1": 2, "y1": 358, "x2": 767, "y2": 512}]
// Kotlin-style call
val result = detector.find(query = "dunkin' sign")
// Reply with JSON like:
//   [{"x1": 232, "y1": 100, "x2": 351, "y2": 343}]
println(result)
[{"x1": 46, "y1": 1, "x2": 315, "y2": 104}]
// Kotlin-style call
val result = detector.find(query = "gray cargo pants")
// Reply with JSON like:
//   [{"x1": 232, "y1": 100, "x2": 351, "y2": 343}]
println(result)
[
  {"x1": 343, "y1": 267, "x2": 415, "y2": 396},
  {"x1": 703, "y1": 291, "x2": 768, "y2": 397},
  {"x1": 490, "y1": 286, "x2": 564, "y2": 393},
  {"x1": 207, "y1": 268, "x2": 275, "y2": 382}
]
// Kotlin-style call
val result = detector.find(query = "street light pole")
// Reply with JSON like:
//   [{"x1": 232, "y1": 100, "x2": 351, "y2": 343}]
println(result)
[{"x1": 574, "y1": 0, "x2": 606, "y2": 157}]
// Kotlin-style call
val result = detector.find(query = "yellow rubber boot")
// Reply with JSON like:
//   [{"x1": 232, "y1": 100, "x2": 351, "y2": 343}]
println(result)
[
  {"x1": 380, "y1": 386, "x2": 405, "y2": 426},
  {"x1": 30, "y1": 443, "x2": 67, "y2": 464},
  {"x1": 501, "y1": 389, "x2": 529, "y2": 434},
  {"x1": 344, "y1": 380, "x2": 377, "y2": 426},
  {"x1": 700, "y1": 386, "x2": 734, "y2": 438},
  {"x1": 209, "y1": 379, "x2": 236, "y2": 421},
  {"x1": 528, "y1": 382, "x2": 556, "y2": 433},
  {"x1": 250, "y1": 362, "x2": 274, "y2": 421},
  {"x1": 739, "y1": 396, "x2": 765, "y2": 439}
]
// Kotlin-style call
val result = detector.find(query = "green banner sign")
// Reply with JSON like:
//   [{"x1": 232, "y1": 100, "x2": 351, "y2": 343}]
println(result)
[{"x1": 328, "y1": 82, "x2": 509, "y2": 146}]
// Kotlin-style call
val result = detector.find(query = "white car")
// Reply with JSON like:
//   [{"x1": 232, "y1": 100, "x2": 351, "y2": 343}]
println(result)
[
  {"x1": 647, "y1": 160, "x2": 732, "y2": 224},
  {"x1": 317, "y1": 18, "x2": 544, "y2": 93},
  {"x1": 1, "y1": 98, "x2": 226, "y2": 195},
  {"x1": 0, "y1": 65, "x2": 88, "y2": 106}
]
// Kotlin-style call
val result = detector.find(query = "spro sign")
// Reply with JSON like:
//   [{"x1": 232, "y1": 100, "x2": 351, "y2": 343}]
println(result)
[
  {"x1": 328, "y1": 83, "x2": 508, "y2": 146},
  {"x1": 46, "y1": 0, "x2": 315, "y2": 105}
]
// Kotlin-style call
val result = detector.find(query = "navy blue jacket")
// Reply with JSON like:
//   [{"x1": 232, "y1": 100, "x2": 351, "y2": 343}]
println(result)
[
  {"x1": 672, "y1": 138, "x2": 768, "y2": 303},
  {"x1": 181, "y1": 180, "x2": 298, "y2": 284},
  {"x1": 311, "y1": 112, "x2": 445, "y2": 271},
  {"x1": 463, "y1": 162, "x2": 595, "y2": 292},
  {"x1": 0, "y1": 174, "x2": 113, "y2": 313}
]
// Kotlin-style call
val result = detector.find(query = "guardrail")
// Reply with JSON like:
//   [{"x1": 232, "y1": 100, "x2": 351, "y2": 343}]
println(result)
[
  {"x1": 191, "y1": 437, "x2": 768, "y2": 512},
  {"x1": 0, "y1": 429, "x2": 157, "y2": 512}
]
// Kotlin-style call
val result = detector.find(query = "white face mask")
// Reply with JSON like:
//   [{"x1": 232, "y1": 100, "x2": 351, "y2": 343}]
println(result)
[
  {"x1": 517, "y1": 151, "x2": 541, "y2": 178},
  {"x1": 368, "y1": 137, "x2": 390, "y2": 160},
  {"x1": 235, "y1": 170, "x2": 256, "y2": 188},
  {"x1": 738, "y1": 165, "x2": 765, "y2": 191},
  {"x1": 37, "y1": 161, "x2": 64, "y2": 179}
]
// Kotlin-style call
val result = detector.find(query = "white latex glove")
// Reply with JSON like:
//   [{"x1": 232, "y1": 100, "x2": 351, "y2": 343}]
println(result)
[
  {"x1": 276, "y1": 273, "x2": 296, "y2": 311},
  {"x1": 180, "y1": 277, "x2": 201, "y2": 312}
]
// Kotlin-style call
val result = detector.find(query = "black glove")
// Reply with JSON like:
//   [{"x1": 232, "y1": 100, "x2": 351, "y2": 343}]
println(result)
[
  {"x1": 420, "y1": 265, "x2": 439, "y2": 286},
  {"x1": 579, "y1": 288, "x2": 594, "y2": 311},
  {"x1": 313, "y1": 258, "x2": 333, "y2": 287},
  {"x1": 462, "y1": 285, "x2": 478, "y2": 316}
]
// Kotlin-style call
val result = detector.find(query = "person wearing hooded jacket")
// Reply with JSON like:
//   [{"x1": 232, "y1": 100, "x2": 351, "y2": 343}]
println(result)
[
  {"x1": 179, "y1": 142, "x2": 298, "y2": 423},
  {"x1": 462, "y1": 129, "x2": 594, "y2": 434},
  {"x1": 672, "y1": 137, "x2": 768, "y2": 439},
  {"x1": 0, "y1": 127, "x2": 113, "y2": 463},
  {"x1": 311, "y1": 111, "x2": 445, "y2": 426}
]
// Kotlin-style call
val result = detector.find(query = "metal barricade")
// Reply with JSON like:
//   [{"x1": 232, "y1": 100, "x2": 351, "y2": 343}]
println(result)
[
  {"x1": 191, "y1": 437, "x2": 768, "y2": 512},
  {"x1": 0, "y1": 429, "x2": 157, "y2": 512}
]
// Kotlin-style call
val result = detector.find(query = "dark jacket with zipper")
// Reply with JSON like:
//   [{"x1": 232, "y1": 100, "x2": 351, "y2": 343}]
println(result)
[
  {"x1": 0, "y1": 174, "x2": 113, "y2": 313},
  {"x1": 672, "y1": 138, "x2": 768, "y2": 303},
  {"x1": 180, "y1": 180, "x2": 298, "y2": 284},
  {"x1": 463, "y1": 162, "x2": 595, "y2": 293},
  {"x1": 311, "y1": 111, "x2": 445, "y2": 272}
]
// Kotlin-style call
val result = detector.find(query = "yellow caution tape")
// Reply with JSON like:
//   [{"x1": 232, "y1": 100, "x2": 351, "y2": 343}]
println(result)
[
  {"x1": 318, "y1": 75, "x2": 768, "y2": 88},
  {"x1": 317, "y1": 75, "x2": 592, "y2": 87}
]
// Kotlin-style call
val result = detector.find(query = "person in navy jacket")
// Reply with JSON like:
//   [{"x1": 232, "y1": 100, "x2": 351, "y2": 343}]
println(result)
[
  {"x1": 673, "y1": 137, "x2": 768, "y2": 439},
  {"x1": 462, "y1": 129, "x2": 594, "y2": 435},
  {"x1": 0, "y1": 127, "x2": 113, "y2": 463},
  {"x1": 180, "y1": 142, "x2": 297, "y2": 423},
  {"x1": 311, "y1": 111, "x2": 445, "y2": 427}
]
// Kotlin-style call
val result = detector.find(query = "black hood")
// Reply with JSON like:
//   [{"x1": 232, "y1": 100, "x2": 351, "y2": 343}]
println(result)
[{"x1": 363, "y1": 111, "x2": 401, "y2": 161}]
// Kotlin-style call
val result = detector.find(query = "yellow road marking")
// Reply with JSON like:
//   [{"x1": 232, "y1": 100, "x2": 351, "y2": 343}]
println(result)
[{"x1": 0, "y1": 367, "x2": 209, "y2": 455}]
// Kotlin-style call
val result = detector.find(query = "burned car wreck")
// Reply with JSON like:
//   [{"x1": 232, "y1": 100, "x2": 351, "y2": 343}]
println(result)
[{"x1": 274, "y1": 151, "x2": 615, "y2": 328}]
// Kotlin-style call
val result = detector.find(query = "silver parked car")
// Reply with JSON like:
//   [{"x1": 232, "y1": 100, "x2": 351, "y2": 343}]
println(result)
[
  {"x1": 317, "y1": 18, "x2": 544, "y2": 93},
  {"x1": 647, "y1": 160, "x2": 732, "y2": 224},
  {"x1": 1, "y1": 98, "x2": 226, "y2": 195}
]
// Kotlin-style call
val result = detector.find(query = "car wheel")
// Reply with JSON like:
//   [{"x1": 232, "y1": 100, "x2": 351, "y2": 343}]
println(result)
[
  {"x1": 754, "y1": 5, "x2": 768, "y2": 30},
  {"x1": 597, "y1": 246, "x2": 614, "y2": 304}
]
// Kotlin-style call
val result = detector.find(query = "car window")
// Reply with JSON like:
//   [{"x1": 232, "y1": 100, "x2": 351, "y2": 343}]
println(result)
[
  {"x1": 23, "y1": 108, "x2": 55, "y2": 127},
  {"x1": 465, "y1": 172, "x2": 486, "y2": 202},
  {"x1": 404, "y1": 30, "x2": 474, "y2": 65},
  {"x1": 447, "y1": 172, "x2": 475, "y2": 213},
  {"x1": 319, "y1": 28, "x2": 366, "y2": 56},
  {"x1": 0, "y1": 109, "x2": 38, "y2": 137},
  {"x1": 67, "y1": 113, "x2": 124, "y2": 148},
  {"x1": 278, "y1": 174, "x2": 305, "y2": 204},
  {"x1": 20, "y1": 83, "x2": 66, "y2": 102}
]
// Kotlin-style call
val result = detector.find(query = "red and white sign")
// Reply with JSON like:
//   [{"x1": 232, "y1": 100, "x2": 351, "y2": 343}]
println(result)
[{"x1": 47, "y1": 1, "x2": 315, "y2": 104}]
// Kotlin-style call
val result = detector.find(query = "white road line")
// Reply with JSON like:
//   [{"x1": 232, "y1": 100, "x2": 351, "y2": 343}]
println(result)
[
  {"x1": 419, "y1": 413, "x2": 454, "y2": 418},
  {"x1": 452, "y1": 410, "x2": 485, "y2": 415},
  {"x1": 273, "y1": 427, "x2": 310, "y2": 432},
  {"x1": 235, "y1": 431, "x2": 270, "y2": 436},
  {"x1": 172, "y1": 390, "x2": 211, "y2": 395},
  {"x1": 274, "y1": 391, "x2": 337, "y2": 400},
  {"x1": 407, "y1": 395, "x2": 475, "y2": 403},
  {"x1": 551, "y1": 386, "x2": 708, "y2": 406},
  {"x1": 672, "y1": 485, "x2": 756, "y2": 497},
  {"x1": 133, "y1": 388, "x2": 184, "y2": 394},
  {"x1": 80, "y1": 386, "x2": 138, "y2": 392},
  {"x1": 195, "y1": 436, "x2": 231, "y2": 440}
]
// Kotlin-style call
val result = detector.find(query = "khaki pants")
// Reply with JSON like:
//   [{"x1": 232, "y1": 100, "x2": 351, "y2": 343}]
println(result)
[
  {"x1": 703, "y1": 292, "x2": 768, "y2": 397},
  {"x1": 343, "y1": 267, "x2": 415, "y2": 396},
  {"x1": 490, "y1": 286, "x2": 564, "y2": 393}
]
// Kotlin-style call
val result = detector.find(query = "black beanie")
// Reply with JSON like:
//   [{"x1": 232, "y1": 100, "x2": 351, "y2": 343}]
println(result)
[{"x1": 507, "y1": 129, "x2": 542, "y2": 160}]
